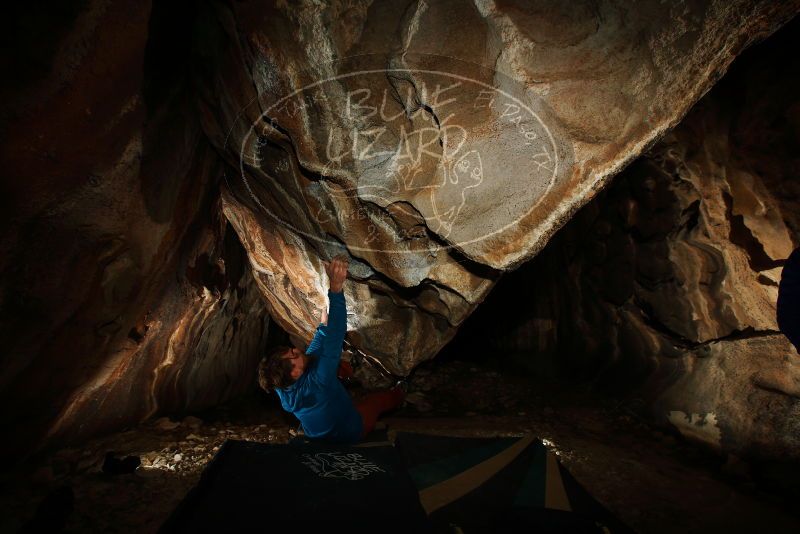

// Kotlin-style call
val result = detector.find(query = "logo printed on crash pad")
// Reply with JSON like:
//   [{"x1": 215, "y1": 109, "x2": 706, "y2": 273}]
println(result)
[{"x1": 301, "y1": 452, "x2": 386, "y2": 481}]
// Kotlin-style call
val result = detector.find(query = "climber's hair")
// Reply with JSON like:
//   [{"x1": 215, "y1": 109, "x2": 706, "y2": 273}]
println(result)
[{"x1": 258, "y1": 345, "x2": 295, "y2": 391}]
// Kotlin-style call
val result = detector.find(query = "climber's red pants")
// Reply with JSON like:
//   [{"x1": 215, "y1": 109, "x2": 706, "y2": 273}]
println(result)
[{"x1": 354, "y1": 388, "x2": 405, "y2": 439}]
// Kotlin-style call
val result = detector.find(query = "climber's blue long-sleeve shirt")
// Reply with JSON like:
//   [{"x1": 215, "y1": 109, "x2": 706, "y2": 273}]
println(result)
[{"x1": 275, "y1": 290, "x2": 363, "y2": 443}]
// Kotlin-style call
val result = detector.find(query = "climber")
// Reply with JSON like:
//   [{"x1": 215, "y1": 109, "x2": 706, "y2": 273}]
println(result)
[
  {"x1": 257, "y1": 254, "x2": 405, "y2": 443},
  {"x1": 778, "y1": 247, "x2": 800, "y2": 352}
]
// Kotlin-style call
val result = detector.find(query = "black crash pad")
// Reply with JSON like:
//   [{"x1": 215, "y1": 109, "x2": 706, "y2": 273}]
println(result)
[{"x1": 160, "y1": 437, "x2": 430, "y2": 533}]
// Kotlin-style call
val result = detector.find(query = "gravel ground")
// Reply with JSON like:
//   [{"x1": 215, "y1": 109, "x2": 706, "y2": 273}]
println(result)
[{"x1": 2, "y1": 359, "x2": 799, "y2": 533}]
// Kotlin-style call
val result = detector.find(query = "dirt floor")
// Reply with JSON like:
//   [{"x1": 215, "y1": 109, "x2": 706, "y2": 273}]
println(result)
[{"x1": 2, "y1": 358, "x2": 799, "y2": 533}]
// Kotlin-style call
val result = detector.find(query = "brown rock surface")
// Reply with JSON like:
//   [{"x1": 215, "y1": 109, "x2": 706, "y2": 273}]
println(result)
[
  {"x1": 657, "y1": 336, "x2": 800, "y2": 456},
  {"x1": 1, "y1": 0, "x2": 799, "y2": 460},
  {"x1": 198, "y1": 0, "x2": 799, "y2": 372},
  {"x1": 0, "y1": 2, "x2": 269, "y2": 455},
  {"x1": 443, "y1": 19, "x2": 800, "y2": 459}
]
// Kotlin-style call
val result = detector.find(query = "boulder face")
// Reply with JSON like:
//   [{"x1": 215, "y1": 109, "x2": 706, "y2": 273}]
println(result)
[
  {"x1": 1, "y1": 0, "x2": 799, "y2": 459},
  {"x1": 199, "y1": 0, "x2": 799, "y2": 373},
  {"x1": 0, "y1": 1, "x2": 269, "y2": 456},
  {"x1": 444, "y1": 18, "x2": 800, "y2": 459}
]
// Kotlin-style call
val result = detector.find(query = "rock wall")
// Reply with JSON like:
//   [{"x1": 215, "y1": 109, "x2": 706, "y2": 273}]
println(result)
[
  {"x1": 196, "y1": 0, "x2": 799, "y2": 375},
  {"x1": 0, "y1": 1, "x2": 269, "y2": 456},
  {"x1": 444, "y1": 17, "x2": 800, "y2": 459},
  {"x1": 1, "y1": 0, "x2": 799, "y2": 459}
]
